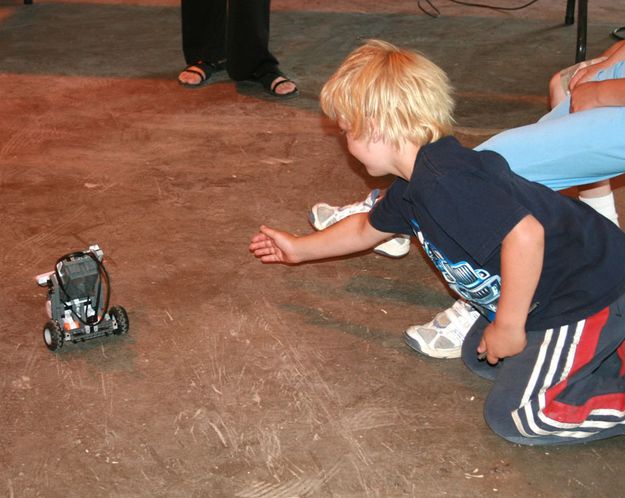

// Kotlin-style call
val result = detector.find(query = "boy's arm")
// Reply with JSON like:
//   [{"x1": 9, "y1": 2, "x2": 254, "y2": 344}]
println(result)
[
  {"x1": 477, "y1": 214, "x2": 545, "y2": 364},
  {"x1": 249, "y1": 212, "x2": 394, "y2": 264}
]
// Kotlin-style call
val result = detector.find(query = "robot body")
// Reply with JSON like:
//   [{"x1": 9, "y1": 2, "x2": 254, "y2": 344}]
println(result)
[{"x1": 37, "y1": 245, "x2": 129, "y2": 351}]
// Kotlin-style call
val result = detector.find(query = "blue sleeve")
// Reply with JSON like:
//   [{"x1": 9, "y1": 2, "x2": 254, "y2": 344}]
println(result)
[{"x1": 369, "y1": 179, "x2": 414, "y2": 235}]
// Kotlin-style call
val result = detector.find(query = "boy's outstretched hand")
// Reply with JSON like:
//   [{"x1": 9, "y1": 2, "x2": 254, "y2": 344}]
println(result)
[{"x1": 249, "y1": 225, "x2": 300, "y2": 264}]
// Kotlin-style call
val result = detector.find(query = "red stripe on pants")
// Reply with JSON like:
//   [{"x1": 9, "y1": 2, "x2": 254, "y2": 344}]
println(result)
[{"x1": 543, "y1": 308, "x2": 612, "y2": 424}]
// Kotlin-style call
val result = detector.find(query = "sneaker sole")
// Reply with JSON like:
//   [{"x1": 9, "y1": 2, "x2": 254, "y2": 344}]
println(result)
[
  {"x1": 403, "y1": 331, "x2": 462, "y2": 359},
  {"x1": 373, "y1": 246, "x2": 410, "y2": 258}
]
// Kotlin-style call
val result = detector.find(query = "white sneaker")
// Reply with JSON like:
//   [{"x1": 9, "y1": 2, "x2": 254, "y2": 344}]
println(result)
[
  {"x1": 403, "y1": 300, "x2": 480, "y2": 359},
  {"x1": 308, "y1": 189, "x2": 380, "y2": 230},
  {"x1": 308, "y1": 190, "x2": 410, "y2": 258},
  {"x1": 373, "y1": 234, "x2": 411, "y2": 258}
]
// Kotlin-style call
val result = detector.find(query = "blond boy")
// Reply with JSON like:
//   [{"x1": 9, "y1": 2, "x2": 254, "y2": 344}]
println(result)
[{"x1": 250, "y1": 40, "x2": 625, "y2": 445}]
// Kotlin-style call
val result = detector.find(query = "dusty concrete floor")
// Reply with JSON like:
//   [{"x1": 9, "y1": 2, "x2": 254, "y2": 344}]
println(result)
[{"x1": 1, "y1": 1, "x2": 625, "y2": 497}]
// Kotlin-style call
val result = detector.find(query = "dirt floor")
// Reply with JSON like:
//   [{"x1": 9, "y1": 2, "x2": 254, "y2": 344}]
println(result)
[{"x1": 1, "y1": 1, "x2": 625, "y2": 497}]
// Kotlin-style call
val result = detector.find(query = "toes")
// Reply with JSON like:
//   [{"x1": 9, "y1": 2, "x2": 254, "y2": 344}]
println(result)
[
  {"x1": 178, "y1": 66, "x2": 205, "y2": 85},
  {"x1": 271, "y1": 76, "x2": 297, "y2": 95}
]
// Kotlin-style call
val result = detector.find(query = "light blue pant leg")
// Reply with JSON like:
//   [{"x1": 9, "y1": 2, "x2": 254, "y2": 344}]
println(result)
[{"x1": 475, "y1": 61, "x2": 625, "y2": 191}]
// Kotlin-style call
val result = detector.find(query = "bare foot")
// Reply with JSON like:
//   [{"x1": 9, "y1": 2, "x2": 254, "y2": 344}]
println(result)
[
  {"x1": 178, "y1": 61, "x2": 226, "y2": 87},
  {"x1": 270, "y1": 76, "x2": 298, "y2": 96},
  {"x1": 178, "y1": 65, "x2": 206, "y2": 86}
]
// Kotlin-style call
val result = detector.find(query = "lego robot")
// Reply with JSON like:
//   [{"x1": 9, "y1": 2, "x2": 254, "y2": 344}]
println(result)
[{"x1": 36, "y1": 245, "x2": 129, "y2": 352}]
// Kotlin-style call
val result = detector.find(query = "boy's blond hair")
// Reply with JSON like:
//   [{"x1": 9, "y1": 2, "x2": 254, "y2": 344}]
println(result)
[{"x1": 320, "y1": 39, "x2": 454, "y2": 148}]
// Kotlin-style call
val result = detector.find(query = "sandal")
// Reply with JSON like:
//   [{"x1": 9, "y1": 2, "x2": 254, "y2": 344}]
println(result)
[
  {"x1": 253, "y1": 71, "x2": 300, "y2": 99},
  {"x1": 178, "y1": 60, "x2": 226, "y2": 88}
]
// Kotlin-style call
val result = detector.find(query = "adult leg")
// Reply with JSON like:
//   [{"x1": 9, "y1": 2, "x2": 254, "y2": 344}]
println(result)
[
  {"x1": 181, "y1": 0, "x2": 226, "y2": 65},
  {"x1": 549, "y1": 59, "x2": 618, "y2": 225},
  {"x1": 179, "y1": 0, "x2": 226, "y2": 85},
  {"x1": 577, "y1": 180, "x2": 619, "y2": 226},
  {"x1": 226, "y1": 0, "x2": 297, "y2": 96},
  {"x1": 476, "y1": 61, "x2": 625, "y2": 192},
  {"x1": 467, "y1": 301, "x2": 625, "y2": 446},
  {"x1": 476, "y1": 105, "x2": 625, "y2": 191},
  {"x1": 226, "y1": 0, "x2": 276, "y2": 80}
]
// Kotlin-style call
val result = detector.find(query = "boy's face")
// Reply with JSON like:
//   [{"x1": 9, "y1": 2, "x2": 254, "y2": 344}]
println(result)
[{"x1": 338, "y1": 120, "x2": 397, "y2": 177}]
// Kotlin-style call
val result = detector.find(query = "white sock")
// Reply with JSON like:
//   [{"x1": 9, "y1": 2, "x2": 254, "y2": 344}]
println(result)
[{"x1": 579, "y1": 192, "x2": 620, "y2": 227}]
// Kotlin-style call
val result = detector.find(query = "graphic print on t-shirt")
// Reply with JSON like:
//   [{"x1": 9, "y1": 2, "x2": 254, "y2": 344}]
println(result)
[{"x1": 410, "y1": 219, "x2": 500, "y2": 320}]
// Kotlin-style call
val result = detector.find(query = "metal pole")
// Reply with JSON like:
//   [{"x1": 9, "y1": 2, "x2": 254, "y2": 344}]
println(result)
[
  {"x1": 576, "y1": 0, "x2": 588, "y2": 62},
  {"x1": 565, "y1": 0, "x2": 576, "y2": 25}
]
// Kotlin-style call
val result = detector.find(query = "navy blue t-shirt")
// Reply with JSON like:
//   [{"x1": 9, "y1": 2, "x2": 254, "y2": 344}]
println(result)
[{"x1": 369, "y1": 136, "x2": 625, "y2": 330}]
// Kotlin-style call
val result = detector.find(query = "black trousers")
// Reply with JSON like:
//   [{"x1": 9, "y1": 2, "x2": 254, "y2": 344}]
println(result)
[{"x1": 181, "y1": 0, "x2": 280, "y2": 81}]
